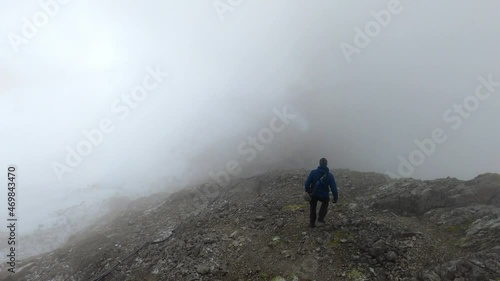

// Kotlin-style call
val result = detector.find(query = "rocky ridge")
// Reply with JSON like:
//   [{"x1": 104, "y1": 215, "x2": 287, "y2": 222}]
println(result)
[{"x1": 3, "y1": 169, "x2": 500, "y2": 281}]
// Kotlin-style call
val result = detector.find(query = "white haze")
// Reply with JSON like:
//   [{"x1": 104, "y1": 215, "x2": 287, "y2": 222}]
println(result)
[{"x1": 0, "y1": 0, "x2": 499, "y2": 238}]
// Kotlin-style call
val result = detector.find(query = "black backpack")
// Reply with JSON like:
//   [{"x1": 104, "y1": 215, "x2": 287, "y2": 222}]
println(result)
[{"x1": 309, "y1": 171, "x2": 328, "y2": 197}]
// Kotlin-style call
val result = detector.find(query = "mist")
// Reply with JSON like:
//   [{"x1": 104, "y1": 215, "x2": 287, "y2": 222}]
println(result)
[{"x1": 1, "y1": 0, "x2": 499, "y2": 240}]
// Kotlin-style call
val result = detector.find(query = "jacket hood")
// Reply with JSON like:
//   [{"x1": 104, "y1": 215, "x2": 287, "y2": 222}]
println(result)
[{"x1": 317, "y1": 166, "x2": 329, "y2": 174}]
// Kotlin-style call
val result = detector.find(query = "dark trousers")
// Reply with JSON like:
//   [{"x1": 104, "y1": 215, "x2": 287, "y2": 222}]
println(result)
[{"x1": 310, "y1": 196, "x2": 329, "y2": 224}]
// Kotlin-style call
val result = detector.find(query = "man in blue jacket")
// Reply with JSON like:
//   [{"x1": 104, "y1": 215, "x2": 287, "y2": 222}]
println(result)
[{"x1": 304, "y1": 158, "x2": 338, "y2": 228}]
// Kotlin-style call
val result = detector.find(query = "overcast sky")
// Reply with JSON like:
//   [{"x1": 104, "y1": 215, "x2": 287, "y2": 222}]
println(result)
[{"x1": 1, "y1": 0, "x2": 499, "y2": 234}]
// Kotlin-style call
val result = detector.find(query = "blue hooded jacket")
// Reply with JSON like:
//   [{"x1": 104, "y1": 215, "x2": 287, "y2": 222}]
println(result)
[{"x1": 305, "y1": 165, "x2": 338, "y2": 200}]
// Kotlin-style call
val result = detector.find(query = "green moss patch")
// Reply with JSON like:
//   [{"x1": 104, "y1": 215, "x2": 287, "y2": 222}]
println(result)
[
  {"x1": 347, "y1": 269, "x2": 367, "y2": 281},
  {"x1": 284, "y1": 203, "x2": 308, "y2": 212},
  {"x1": 329, "y1": 230, "x2": 353, "y2": 247},
  {"x1": 442, "y1": 220, "x2": 474, "y2": 236}
]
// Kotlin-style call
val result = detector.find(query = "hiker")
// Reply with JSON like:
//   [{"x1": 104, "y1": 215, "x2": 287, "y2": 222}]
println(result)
[{"x1": 304, "y1": 158, "x2": 338, "y2": 228}]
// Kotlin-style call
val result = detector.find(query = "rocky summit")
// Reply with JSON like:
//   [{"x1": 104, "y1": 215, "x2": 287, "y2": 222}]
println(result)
[{"x1": 4, "y1": 169, "x2": 500, "y2": 281}]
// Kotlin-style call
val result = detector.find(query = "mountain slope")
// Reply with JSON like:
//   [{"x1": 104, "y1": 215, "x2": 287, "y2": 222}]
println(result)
[{"x1": 4, "y1": 169, "x2": 500, "y2": 281}]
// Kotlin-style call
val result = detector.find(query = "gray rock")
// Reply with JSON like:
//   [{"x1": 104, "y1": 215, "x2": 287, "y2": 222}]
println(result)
[
  {"x1": 255, "y1": 216, "x2": 265, "y2": 222},
  {"x1": 196, "y1": 264, "x2": 210, "y2": 275},
  {"x1": 386, "y1": 251, "x2": 398, "y2": 262}
]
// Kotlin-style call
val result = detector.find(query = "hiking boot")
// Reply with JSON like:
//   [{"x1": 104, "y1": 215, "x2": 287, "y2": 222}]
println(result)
[
  {"x1": 309, "y1": 223, "x2": 315, "y2": 228},
  {"x1": 318, "y1": 218, "x2": 326, "y2": 224}
]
